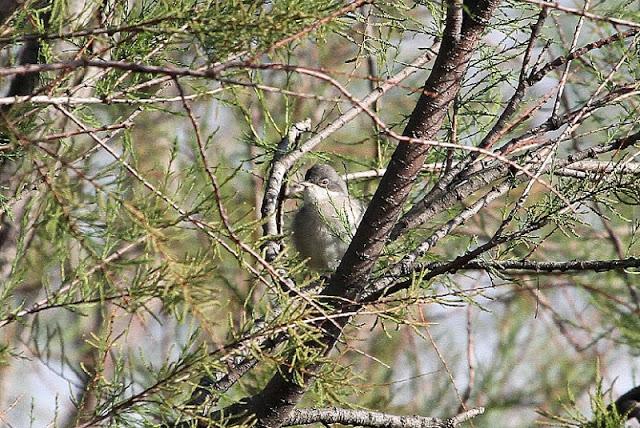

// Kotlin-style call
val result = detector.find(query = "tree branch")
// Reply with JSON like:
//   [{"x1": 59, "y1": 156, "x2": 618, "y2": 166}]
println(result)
[
  {"x1": 418, "y1": 257, "x2": 640, "y2": 274},
  {"x1": 330, "y1": 0, "x2": 502, "y2": 299},
  {"x1": 283, "y1": 407, "x2": 485, "y2": 428},
  {"x1": 261, "y1": 119, "x2": 312, "y2": 262},
  {"x1": 522, "y1": 0, "x2": 640, "y2": 29}
]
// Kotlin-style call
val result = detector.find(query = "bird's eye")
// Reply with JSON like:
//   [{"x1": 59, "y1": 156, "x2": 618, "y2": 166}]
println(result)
[{"x1": 320, "y1": 178, "x2": 329, "y2": 186}]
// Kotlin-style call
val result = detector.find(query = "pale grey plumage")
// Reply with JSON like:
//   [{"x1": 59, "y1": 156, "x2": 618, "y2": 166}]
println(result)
[{"x1": 292, "y1": 164, "x2": 365, "y2": 271}]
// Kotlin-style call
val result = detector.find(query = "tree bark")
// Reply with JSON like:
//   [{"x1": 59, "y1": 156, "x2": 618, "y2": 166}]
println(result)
[{"x1": 329, "y1": 0, "x2": 502, "y2": 298}]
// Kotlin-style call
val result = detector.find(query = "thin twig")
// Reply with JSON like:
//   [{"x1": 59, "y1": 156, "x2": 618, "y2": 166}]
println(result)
[{"x1": 521, "y1": 0, "x2": 640, "y2": 29}]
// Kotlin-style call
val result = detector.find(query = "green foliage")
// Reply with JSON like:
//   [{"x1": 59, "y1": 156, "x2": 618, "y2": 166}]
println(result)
[{"x1": 538, "y1": 374, "x2": 628, "y2": 427}]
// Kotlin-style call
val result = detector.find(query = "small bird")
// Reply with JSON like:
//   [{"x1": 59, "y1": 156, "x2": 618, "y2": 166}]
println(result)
[{"x1": 292, "y1": 164, "x2": 365, "y2": 271}]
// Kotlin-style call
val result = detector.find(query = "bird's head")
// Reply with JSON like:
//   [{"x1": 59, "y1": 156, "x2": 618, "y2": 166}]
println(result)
[{"x1": 300, "y1": 164, "x2": 348, "y2": 203}]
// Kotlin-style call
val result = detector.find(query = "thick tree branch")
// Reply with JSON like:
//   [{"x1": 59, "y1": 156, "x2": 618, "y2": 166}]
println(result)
[
  {"x1": 282, "y1": 407, "x2": 485, "y2": 428},
  {"x1": 330, "y1": 0, "x2": 502, "y2": 299}
]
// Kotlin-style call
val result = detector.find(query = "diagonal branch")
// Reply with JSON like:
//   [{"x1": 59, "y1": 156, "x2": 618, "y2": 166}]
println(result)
[{"x1": 330, "y1": 0, "x2": 503, "y2": 299}]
